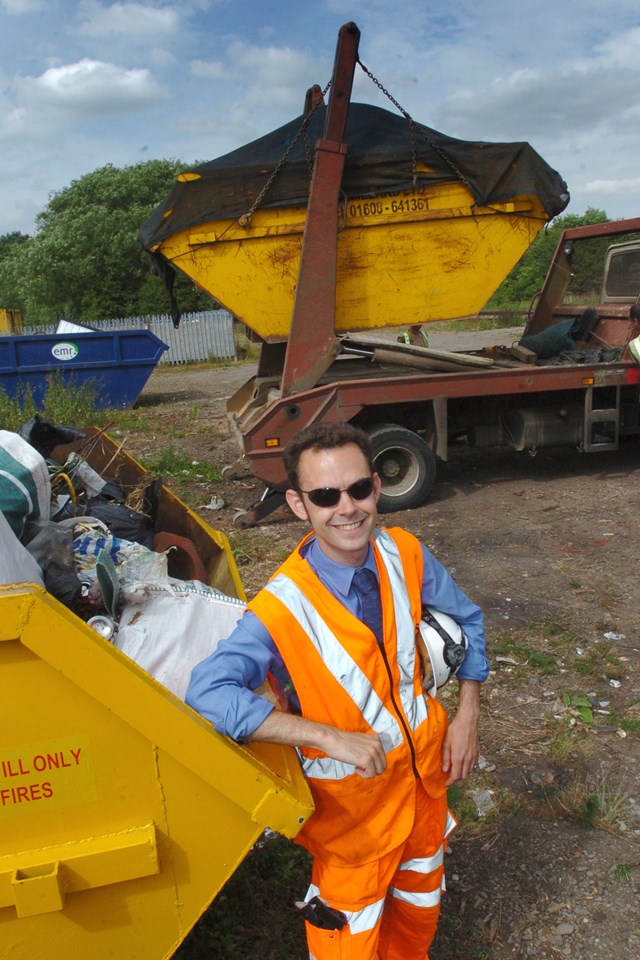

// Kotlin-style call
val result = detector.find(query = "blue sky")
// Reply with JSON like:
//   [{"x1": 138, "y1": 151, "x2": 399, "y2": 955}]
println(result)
[{"x1": 2, "y1": 0, "x2": 640, "y2": 235}]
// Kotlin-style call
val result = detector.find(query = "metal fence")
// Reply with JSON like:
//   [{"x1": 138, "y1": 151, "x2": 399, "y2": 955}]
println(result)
[{"x1": 26, "y1": 310, "x2": 237, "y2": 365}]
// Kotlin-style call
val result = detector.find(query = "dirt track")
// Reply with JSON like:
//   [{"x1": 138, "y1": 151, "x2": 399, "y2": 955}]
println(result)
[{"x1": 135, "y1": 338, "x2": 640, "y2": 960}]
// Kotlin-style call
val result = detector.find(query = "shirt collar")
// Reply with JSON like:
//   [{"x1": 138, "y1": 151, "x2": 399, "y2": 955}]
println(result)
[{"x1": 302, "y1": 535, "x2": 379, "y2": 599}]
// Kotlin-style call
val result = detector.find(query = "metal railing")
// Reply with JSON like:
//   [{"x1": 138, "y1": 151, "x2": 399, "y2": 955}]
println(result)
[{"x1": 25, "y1": 310, "x2": 237, "y2": 365}]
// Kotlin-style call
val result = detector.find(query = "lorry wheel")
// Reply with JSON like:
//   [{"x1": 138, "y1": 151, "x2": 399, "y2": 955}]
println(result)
[{"x1": 368, "y1": 425, "x2": 436, "y2": 512}]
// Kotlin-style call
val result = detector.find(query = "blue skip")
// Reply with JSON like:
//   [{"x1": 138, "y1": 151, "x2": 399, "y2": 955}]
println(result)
[{"x1": 0, "y1": 328, "x2": 168, "y2": 409}]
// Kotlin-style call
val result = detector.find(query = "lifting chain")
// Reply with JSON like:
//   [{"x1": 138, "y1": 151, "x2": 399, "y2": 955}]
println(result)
[
  {"x1": 239, "y1": 79, "x2": 331, "y2": 226},
  {"x1": 356, "y1": 58, "x2": 472, "y2": 191}
]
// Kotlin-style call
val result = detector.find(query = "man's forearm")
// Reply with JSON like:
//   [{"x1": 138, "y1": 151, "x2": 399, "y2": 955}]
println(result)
[
  {"x1": 442, "y1": 678, "x2": 481, "y2": 785},
  {"x1": 248, "y1": 708, "x2": 338, "y2": 750},
  {"x1": 456, "y1": 678, "x2": 481, "y2": 720},
  {"x1": 247, "y1": 710, "x2": 387, "y2": 778}
]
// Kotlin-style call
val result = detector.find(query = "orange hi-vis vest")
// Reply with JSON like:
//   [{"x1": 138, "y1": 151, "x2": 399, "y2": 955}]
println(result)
[{"x1": 248, "y1": 526, "x2": 450, "y2": 866}]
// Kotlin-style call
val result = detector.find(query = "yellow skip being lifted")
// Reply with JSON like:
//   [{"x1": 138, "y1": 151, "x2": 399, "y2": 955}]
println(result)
[{"x1": 140, "y1": 22, "x2": 569, "y2": 342}]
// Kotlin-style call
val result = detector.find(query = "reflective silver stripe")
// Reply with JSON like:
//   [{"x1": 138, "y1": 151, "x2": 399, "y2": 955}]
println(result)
[
  {"x1": 445, "y1": 810, "x2": 457, "y2": 838},
  {"x1": 304, "y1": 884, "x2": 384, "y2": 936},
  {"x1": 375, "y1": 530, "x2": 428, "y2": 733},
  {"x1": 390, "y1": 885, "x2": 442, "y2": 908},
  {"x1": 398, "y1": 845, "x2": 444, "y2": 874},
  {"x1": 265, "y1": 576, "x2": 403, "y2": 780},
  {"x1": 346, "y1": 896, "x2": 386, "y2": 935},
  {"x1": 296, "y1": 750, "x2": 359, "y2": 780}
]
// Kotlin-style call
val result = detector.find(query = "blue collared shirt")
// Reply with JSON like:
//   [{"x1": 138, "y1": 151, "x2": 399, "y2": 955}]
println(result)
[{"x1": 186, "y1": 531, "x2": 489, "y2": 740}]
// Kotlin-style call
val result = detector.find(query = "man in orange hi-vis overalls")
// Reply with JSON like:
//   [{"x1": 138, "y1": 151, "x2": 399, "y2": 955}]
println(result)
[{"x1": 187, "y1": 422, "x2": 489, "y2": 959}]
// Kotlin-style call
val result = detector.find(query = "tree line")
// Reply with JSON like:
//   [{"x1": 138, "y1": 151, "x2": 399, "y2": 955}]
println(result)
[
  {"x1": 0, "y1": 160, "x2": 213, "y2": 326},
  {"x1": 0, "y1": 158, "x2": 611, "y2": 327}
]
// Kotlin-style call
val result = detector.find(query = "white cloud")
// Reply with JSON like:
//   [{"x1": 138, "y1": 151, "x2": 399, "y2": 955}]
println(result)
[
  {"x1": 585, "y1": 178, "x2": 640, "y2": 196},
  {"x1": 75, "y1": 1, "x2": 180, "y2": 38},
  {"x1": 190, "y1": 59, "x2": 225, "y2": 80},
  {"x1": 592, "y1": 25, "x2": 640, "y2": 68},
  {"x1": 0, "y1": 0, "x2": 43, "y2": 12},
  {"x1": 148, "y1": 47, "x2": 177, "y2": 69},
  {"x1": 16, "y1": 59, "x2": 163, "y2": 118},
  {"x1": 225, "y1": 40, "x2": 327, "y2": 112},
  {"x1": 437, "y1": 61, "x2": 640, "y2": 142},
  {"x1": 2, "y1": 0, "x2": 640, "y2": 234}
]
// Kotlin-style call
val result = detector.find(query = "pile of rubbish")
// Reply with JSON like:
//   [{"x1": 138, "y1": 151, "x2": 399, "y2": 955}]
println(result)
[{"x1": 0, "y1": 416, "x2": 245, "y2": 699}]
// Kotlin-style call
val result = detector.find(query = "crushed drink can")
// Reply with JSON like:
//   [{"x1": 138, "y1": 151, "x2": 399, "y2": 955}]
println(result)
[{"x1": 87, "y1": 615, "x2": 116, "y2": 641}]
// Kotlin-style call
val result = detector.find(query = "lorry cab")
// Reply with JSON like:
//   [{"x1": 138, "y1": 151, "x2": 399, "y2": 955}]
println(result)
[{"x1": 601, "y1": 240, "x2": 640, "y2": 304}]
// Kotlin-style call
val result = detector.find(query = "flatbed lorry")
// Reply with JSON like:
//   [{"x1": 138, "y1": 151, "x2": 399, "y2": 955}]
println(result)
[
  {"x1": 224, "y1": 219, "x2": 640, "y2": 523},
  {"x1": 140, "y1": 23, "x2": 640, "y2": 525}
]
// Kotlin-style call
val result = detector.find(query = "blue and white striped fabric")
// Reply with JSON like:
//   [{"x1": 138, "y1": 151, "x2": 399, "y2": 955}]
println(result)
[{"x1": 0, "y1": 430, "x2": 50, "y2": 539}]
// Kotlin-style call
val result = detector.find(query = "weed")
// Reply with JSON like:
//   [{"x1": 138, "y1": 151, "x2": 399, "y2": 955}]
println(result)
[
  {"x1": 608, "y1": 709, "x2": 640, "y2": 739},
  {"x1": 610, "y1": 863, "x2": 633, "y2": 883},
  {"x1": 545, "y1": 714, "x2": 592, "y2": 760},
  {"x1": 491, "y1": 631, "x2": 559, "y2": 676},
  {"x1": 140, "y1": 446, "x2": 221, "y2": 485},
  {"x1": 432, "y1": 313, "x2": 525, "y2": 333},
  {"x1": 448, "y1": 783, "x2": 478, "y2": 829},
  {"x1": 545, "y1": 717, "x2": 576, "y2": 760},
  {"x1": 562, "y1": 692, "x2": 594, "y2": 725},
  {"x1": 433, "y1": 910, "x2": 491, "y2": 959},
  {"x1": 0, "y1": 375, "x2": 104, "y2": 431},
  {"x1": 173, "y1": 832, "x2": 311, "y2": 960},
  {"x1": 557, "y1": 771, "x2": 630, "y2": 831},
  {"x1": 573, "y1": 641, "x2": 624, "y2": 681},
  {"x1": 230, "y1": 530, "x2": 292, "y2": 569},
  {"x1": 535, "y1": 615, "x2": 577, "y2": 649},
  {"x1": 109, "y1": 410, "x2": 150, "y2": 433},
  {"x1": 447, "y1": 783, "x2": 517, "y2": 838}
]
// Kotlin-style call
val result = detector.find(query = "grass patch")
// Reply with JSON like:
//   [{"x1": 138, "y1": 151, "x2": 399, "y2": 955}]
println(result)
[
  {"x1": 608, "y1": 705, "x2": 640, "y2": 739},
  {"x1": 173, "y1": 833, "x2": 310, "y2": 960},
  {"x1": 433, "y1": 912, "x2": 491, "y2": 960},
  {"x1": 140, "y1": 446, "x2": 221, "y2": 486},
  {"x1": 537, "y1": 614, "x2": 577, "y2": 649},
  {"x1": 491, "y1": 631, "x2": 559, "y2": 676},
  {"x1": 610, "y1": 863, "x2": 633, "y2": 883},
  {"x1": 573, "y1": 640, "x2": 625, "y2": 681},
  {"x1": 556, "y1": 771, "x2": 631, "y2": 832},
  {"x1": 447, "y1": 783, "x2": 518, "y2": 837},
  {"x1": 429, "y1": 312, "x2": 526, "y2": 333},
  {"x1": 229, "y1": 531, "x2": 293, "y2": 569},
  {"x1": 0, "y1": 375, "x2": 106, "y2": 431},
  {"x1": 545, "y1": 716, "x2": 588, "y2": 760}
]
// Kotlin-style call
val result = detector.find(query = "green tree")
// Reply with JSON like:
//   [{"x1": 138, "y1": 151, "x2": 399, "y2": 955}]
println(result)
[
  {"x1": 0, "y1": 161, "x2": 215, "y2": 325},
  {"x1": 488, "y1": 207, "x2": 610, "y2": 308},
  {"x1": 0, "y1": 231, "x2": 30, "y2": 256},
  {"x1": 0, "y1": 232, "x2": 31, "y2": 315}
]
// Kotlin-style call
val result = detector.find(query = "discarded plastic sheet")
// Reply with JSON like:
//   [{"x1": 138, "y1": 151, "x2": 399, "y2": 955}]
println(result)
[{"x1": 470, "y1": 788, "x2": 495, "y2": 816}]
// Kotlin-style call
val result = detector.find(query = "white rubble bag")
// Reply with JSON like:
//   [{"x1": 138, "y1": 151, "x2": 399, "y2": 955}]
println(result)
[{"x1": 114, "y1": 581, "x2": 245, "y2": 700}]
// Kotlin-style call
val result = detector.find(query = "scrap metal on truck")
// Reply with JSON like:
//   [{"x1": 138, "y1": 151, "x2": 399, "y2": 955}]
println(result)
[{"x1": 140, "y1": 22, "x2": 640, "y2": 526}]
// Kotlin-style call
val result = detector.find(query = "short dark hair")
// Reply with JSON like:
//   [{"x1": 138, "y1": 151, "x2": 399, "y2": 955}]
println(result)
[{"x1": 284, "y1": 422, "x2": 373, "y2": 490}]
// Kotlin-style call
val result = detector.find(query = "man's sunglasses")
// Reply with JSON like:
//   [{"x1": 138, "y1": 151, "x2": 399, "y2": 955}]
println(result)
[{"x1": 299, "y1": 476, "x2": 375, "y2": 508}]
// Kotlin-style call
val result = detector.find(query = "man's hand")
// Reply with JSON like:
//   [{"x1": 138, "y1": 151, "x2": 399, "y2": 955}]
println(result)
[
  {"x1": 322, "y1": 727, "x2": 387, "y2": 778},
  {"x1": 248, "y1": 709, "x2": 387, "y2": 778},
  {"x1": 442, "y1": 679, "x2": 480, "y2": 786}
]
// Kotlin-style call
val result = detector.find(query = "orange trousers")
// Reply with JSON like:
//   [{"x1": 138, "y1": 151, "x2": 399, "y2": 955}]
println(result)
[{"x1": 304, "y1": 784, "x2": 453, "y2": 960}]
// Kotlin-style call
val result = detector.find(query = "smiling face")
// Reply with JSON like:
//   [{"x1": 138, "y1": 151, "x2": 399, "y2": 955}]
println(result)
[{"x1": 285, "y1": 442, "x2": 381, "y2": 567}]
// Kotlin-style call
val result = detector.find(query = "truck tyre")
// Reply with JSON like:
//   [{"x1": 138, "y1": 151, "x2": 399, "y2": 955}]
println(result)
[{"x1": 368, "y1": 425, "x2": 436, "y2": 512}]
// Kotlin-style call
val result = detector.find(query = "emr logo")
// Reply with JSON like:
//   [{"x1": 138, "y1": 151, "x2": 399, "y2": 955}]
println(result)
[{"x1": 51, "y1": 342, "x2": 78, "y2": 361}]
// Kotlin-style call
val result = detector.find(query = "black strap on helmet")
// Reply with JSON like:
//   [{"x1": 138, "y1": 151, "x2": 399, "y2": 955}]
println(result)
[{"x1": 421, "y1": 607, "x2": 466, "y2": 670}]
